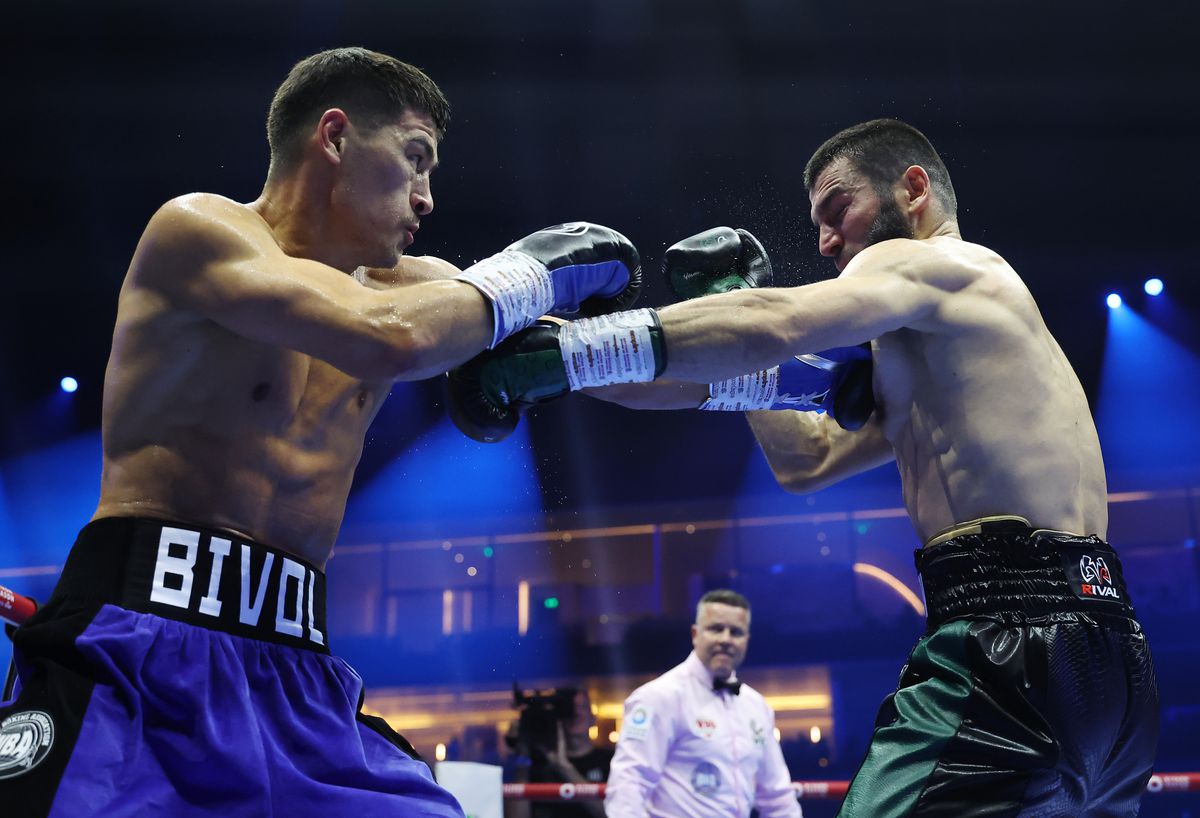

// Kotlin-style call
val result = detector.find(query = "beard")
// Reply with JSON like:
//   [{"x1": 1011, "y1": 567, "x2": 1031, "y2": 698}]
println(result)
[{"x1": 865, "y1": 194, "x2": 915, "y2": 247}]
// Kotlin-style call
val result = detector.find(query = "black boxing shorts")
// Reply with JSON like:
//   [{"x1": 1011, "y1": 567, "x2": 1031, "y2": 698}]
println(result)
[{"x1": 837, "y1": 516, "x2": 1158, "y2": 817}]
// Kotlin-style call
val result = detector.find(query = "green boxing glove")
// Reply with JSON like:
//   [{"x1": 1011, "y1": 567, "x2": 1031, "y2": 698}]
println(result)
[
  {"x1": 445, "y1": 311, "x2": 668, "y2": 443},
  {"x1": 664, "y1": 226, "x2": 773, "y2": 299}
]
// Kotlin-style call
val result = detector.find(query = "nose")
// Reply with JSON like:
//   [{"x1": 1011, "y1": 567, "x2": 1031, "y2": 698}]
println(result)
[
  {"x1": 412, "y1": 179, "x2": 433, "y2": 216},
  {"x1": 818, "y1": 225, "x2": 842, "y2": 258}
]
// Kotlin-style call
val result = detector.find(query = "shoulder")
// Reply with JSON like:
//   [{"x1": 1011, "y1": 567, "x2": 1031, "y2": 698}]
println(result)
[
  {"x1": 739, "y1": 683, "x2": 770, "y2": 710},
  {"x1": 842, "y1": 236, "x2": 1012, "y2": 289},
  {"x1": 132, "y1": 194, "x2": 276, "y2": 285},
  {"x1": 143, "y1": 194, "x2": 273, "y2": 259},
  {"x1": 365, "y1": 255, "x2": 463, "y2": 288},
  {"x1": 147, "y1": 193, "x2": 260, "y2": 235},
  {"x1": 626, "y1": 667, "x2": 686, "y2": 709}
]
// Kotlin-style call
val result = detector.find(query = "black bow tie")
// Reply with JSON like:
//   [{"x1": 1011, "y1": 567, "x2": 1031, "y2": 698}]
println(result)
[{"x1": 713, "y1": 678, "x2": 742, "y2": 695}]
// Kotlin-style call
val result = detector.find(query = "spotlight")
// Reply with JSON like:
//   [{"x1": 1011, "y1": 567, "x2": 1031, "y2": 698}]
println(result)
[
  {"x1": 1106, "y1": 293, "x2": 1123, "y2": 309},
  {"x1": 60, "y1": 376, "x2": 79, "y2": 393},
  {"x1": 1144, "y1": 278, "x2": 1164, "y2": 296}
]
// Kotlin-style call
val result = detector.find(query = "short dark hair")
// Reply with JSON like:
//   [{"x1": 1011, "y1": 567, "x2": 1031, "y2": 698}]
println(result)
[
  {"x1": 803, "y1": 119, "x2": 957, "y2": 216},
  {"x1": 267, "y1": 47, "x2": 451, "y2": 172},
  {"x1": 696, "y1": 589, "x2": 751, "y2": 621}
]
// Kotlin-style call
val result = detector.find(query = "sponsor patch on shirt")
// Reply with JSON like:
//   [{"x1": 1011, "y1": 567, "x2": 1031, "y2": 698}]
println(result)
[
  {"x1": 691, "y1": 761, "x2": 722, "y2": 795},
  {"x1": 622, "y1": 705, "x2": 652, "y2": 742},
  {"x1": 692, "y1": 717, "x2": 717, "y2": 739},
  {"x1": 751, "y1": 718, "x2": 766, "y2": 746}
]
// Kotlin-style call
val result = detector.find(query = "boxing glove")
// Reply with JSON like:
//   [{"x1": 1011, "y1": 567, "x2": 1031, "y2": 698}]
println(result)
[
  {"x1": 455, "y1": 222, "x2": 642, "y2": 348},
  {"x1": 664, "y1": 226, "x2": 772, "y2": 299},
  {"x1": 446, "y1": 310, "x2": 667, "y2": 443}
]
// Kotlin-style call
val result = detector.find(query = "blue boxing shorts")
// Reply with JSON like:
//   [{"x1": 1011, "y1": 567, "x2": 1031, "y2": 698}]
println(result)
[{"x1": 0, "y1": 517, "x2": 464, "y2": 817}]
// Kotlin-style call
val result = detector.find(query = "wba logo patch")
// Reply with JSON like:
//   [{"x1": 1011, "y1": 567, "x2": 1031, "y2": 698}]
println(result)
[{"x1": 0, "y1": 711, "x2": 54, "y2": 779}]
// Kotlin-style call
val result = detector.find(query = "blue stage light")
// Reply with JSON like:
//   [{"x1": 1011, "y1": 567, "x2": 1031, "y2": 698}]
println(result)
[
  {"x1": 1144, "y1": 278, "x2": 1164, "y2": 296},
  {"x1": 60, "y1": 377, "x2": 78, "y2": 393},
  {"x1": 1106, "y1": 293, "x2": 1123, "y2": 309}
]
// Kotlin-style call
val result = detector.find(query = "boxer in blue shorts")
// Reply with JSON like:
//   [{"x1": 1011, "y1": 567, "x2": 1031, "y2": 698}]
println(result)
[{"x1": 0, "y1": 47, "x2": 640, "y2": 815}]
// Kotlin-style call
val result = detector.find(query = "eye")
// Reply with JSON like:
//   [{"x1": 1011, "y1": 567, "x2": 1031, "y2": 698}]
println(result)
[{"x1": 408, "y1": 154, "x2": 424, "y2": 170}]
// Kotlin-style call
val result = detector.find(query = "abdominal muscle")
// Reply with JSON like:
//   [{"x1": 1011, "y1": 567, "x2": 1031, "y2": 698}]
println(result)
[
  {"x1": 94, "y1": 317, "x2": 388, "y2": 568},
  {"x1": 875, "y1": 292, "x2": 1109, "y2": 546}
]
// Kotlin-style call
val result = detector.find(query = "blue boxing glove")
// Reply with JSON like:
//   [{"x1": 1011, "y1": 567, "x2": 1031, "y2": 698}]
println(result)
[
  {"x1": 701, "y1": 344, "x2": 875, "y2": 431},
  {"x1": 455, "y1": 222, "x2": 642, "y2": 348}
]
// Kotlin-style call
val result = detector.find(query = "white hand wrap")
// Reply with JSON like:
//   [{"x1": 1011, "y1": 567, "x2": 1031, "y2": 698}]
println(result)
[
  {"x1": 559, "y1": 309, "x2": 661, "y2": 391},
  {"x1": 455, "y1": 250, "x2": 554, "y2": 348},
  {"x1": 699, "y1": 367, "x2": 781, "y2": 411}
]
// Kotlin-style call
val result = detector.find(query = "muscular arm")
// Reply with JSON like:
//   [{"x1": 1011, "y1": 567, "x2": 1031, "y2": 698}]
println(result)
[
  {"x1": 581, "y1": 380, "x2": 709, "y2": 410},
  {"x1": 747, "y1": 410, "x2": 893, "y2": 492},
  {"x1": 130, "y1": 195, "x2": 491, "y2": 381},
  {"x1": 362, "y1": 254, "x2": 463, "y2": 288},
  {"x1": 657, "y1": 238, "x2": 960, "y2": 383}
]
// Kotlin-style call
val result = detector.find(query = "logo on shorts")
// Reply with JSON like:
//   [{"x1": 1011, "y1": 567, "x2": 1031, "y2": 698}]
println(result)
[
  {"x1": 0, "y1": 711, "x2": 54, "y2": 779},
  {"x1": 1079, "y1": 555, "x2": 1120, "y2": 599},
  {"x1": 691, "y1": 761, "x2": 722, "y2": 795}
]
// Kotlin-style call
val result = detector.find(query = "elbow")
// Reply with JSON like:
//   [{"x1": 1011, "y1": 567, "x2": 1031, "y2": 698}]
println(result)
[
  {"x1": 768, "y1": 445, "x2": 835, "y2": 495},
  {"x1": 776, "y1": 461, "x2": 843, "y2": 495},
  {"x1": 775, "y1": 468, "x2": 823, "y2": 495}
]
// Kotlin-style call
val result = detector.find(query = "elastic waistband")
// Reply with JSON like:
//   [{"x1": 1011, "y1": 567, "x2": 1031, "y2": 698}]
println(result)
[
  {"x1": 57, "y1": 517, "x2": 328, "y2": 652},
  {"x1": 916, "y1": 517, "x2": 1136, "y2": 630}
]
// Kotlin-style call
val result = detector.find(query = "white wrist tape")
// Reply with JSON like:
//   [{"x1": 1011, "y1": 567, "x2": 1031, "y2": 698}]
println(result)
[
  {"x1": 455, "y1": 250, "x2": 553, "y2": 348},
  {"x1": 700, "y1": 367, "x2": 781, "y2": 411},
  {"x1": 559, "y1": 309, "x2": 660, "y2": 390}
]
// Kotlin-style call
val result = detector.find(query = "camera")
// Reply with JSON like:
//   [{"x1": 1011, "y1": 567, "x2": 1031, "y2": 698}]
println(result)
[{"x1": 511, "y1": 682, "x2": 577, "y2": 757}]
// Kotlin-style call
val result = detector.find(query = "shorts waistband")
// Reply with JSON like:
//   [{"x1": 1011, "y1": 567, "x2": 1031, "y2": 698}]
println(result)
[
  {"x1": 915, "y1": 517, "x2": 1136, "y2": 630},
  {"x1": 57, "y1": 517, "x2": 329, "y2": 652}
]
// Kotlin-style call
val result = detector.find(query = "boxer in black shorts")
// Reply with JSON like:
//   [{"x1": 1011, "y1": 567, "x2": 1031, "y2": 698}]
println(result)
[
  {"x1": 842, "y1": 516, "x2": 1156, "y2": 816},
  {"x1": 470, "y1": 118, "x2": 1161, "y2": 814}
]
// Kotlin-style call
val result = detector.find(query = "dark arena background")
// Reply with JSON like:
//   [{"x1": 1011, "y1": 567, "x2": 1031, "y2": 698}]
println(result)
[{"x1": 3, "y1": 1, "x2": 1199, "y2": 815}]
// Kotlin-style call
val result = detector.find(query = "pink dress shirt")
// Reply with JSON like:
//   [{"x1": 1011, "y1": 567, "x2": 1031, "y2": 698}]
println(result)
[{"x1": 605, "y1": 652, "x2": 802, "y2": 818}]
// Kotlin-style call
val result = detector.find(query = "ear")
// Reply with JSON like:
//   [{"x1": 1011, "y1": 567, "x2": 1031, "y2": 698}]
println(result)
[
  {"x1": 690, "y1": 623, "x2": 699, "y2": 641},
  {"x1": 316, "y1": 109, "x2": 351, "y2": 165},
  {"x1": 901, "y1": 165, "x2": 933, "y2": 216}
]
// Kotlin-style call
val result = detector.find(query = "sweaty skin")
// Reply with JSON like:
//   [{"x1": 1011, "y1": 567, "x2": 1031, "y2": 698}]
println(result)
[
  {"x1": 653, "y1": 159, "x2": 1107, "y2": 543},
  {"x1": 94, "y1": 108, "x2": 494, "y2": 566}
]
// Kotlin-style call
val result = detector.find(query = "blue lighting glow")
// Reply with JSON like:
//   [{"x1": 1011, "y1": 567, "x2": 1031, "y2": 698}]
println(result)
[
  {"x1": 1144, "y1": 278, "x2": 1164, "y2": 296},
  {"x1": 1106, "y1": 293, "x2": 1123, "y2": 309},
  {"x1": 60, "y1": 377, "x2": 78, "y2": 393}
]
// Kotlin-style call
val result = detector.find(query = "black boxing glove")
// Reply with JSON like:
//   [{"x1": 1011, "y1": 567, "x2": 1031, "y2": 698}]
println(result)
[
  {"x1": 664, "y1": 226, "x2": 772, "y2": 300},
  {"x1": 455, "y1": 222, "x2": 642, "y2": 348}
]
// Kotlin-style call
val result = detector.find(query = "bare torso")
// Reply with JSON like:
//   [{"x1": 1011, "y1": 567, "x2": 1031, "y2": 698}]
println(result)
[
  {"x1": 870, "y1": 237, "x2": 1108, "y2": 542},
  {"x1": 94, "y1": 194, "x2": 458, "y2": 567}
]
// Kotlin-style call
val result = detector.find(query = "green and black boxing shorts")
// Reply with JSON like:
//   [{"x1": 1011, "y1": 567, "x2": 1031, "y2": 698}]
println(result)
[{"x1": 838, "y1": 516, "x2": 1158, "y2": 817}]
